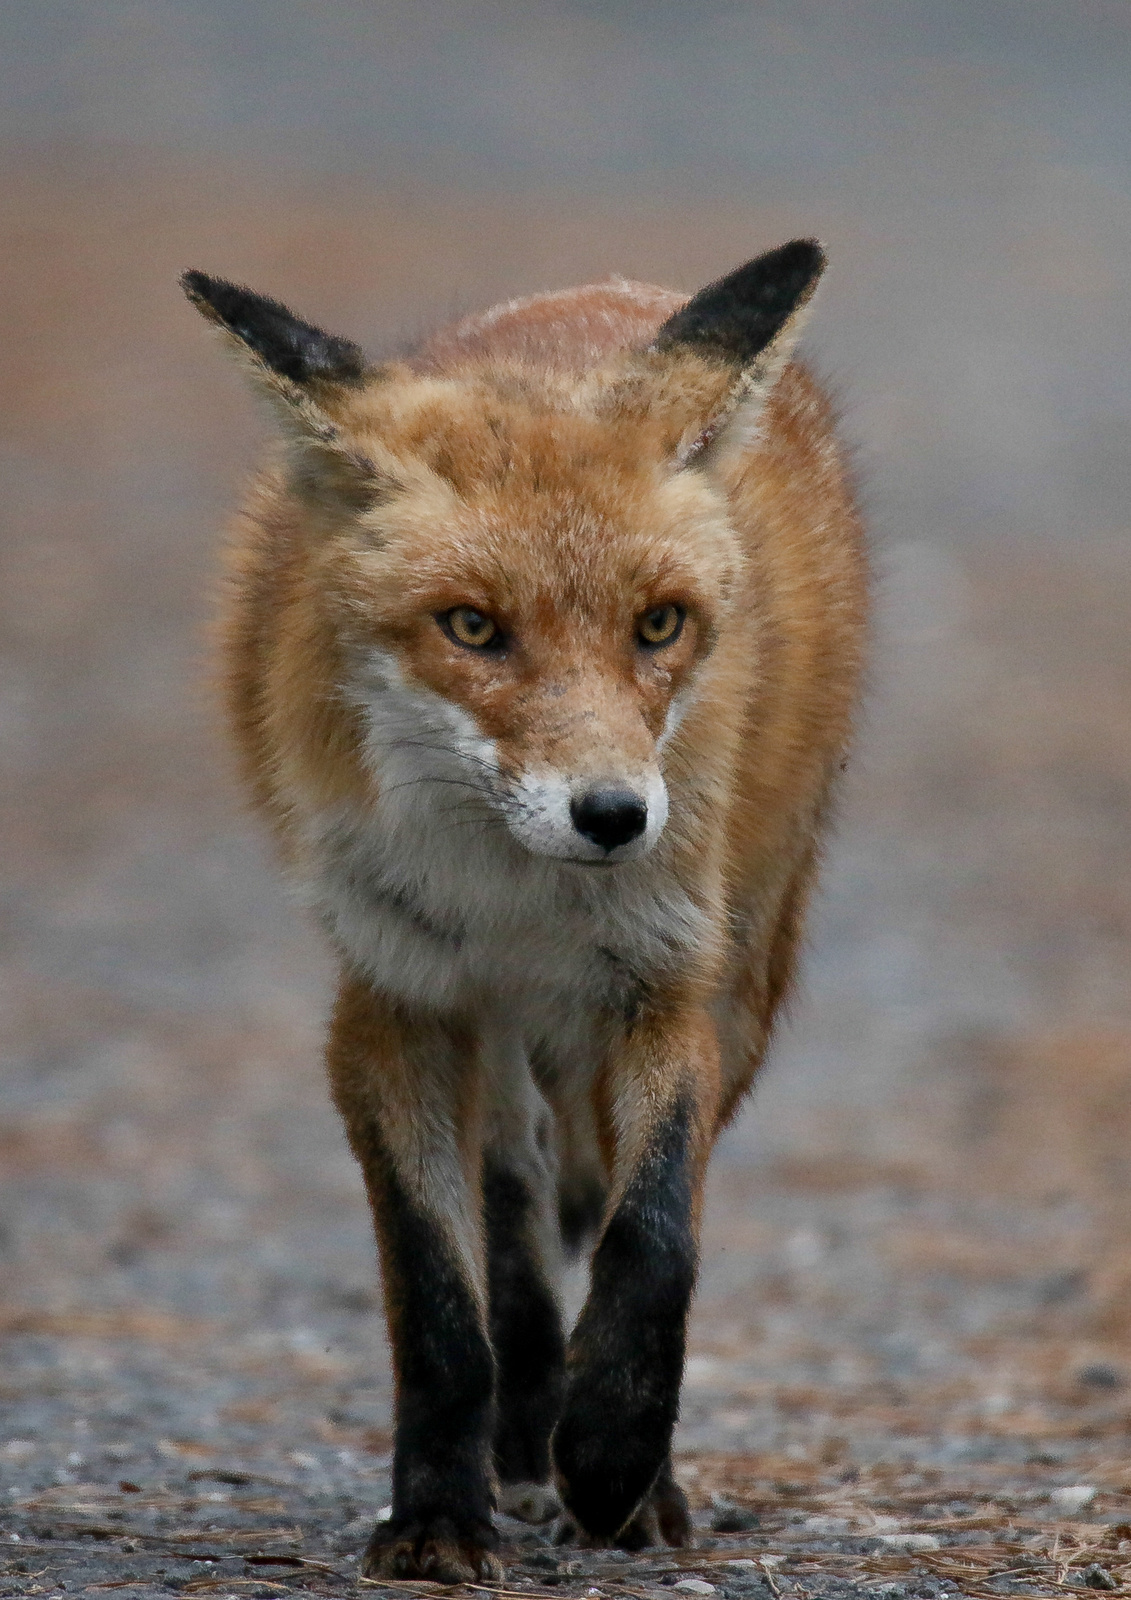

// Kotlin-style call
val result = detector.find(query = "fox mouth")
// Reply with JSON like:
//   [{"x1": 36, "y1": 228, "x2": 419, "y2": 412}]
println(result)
[
  {"x1": 503, "y1": 815, "x2": 658, "y2": 867},
  {"x1": 500, "y1": 773, "x2": 666, "y2": 865}
]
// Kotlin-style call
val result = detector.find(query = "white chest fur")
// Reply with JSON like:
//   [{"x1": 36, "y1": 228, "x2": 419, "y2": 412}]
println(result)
[{"x1": 300, "y1": 792, "x2": 705, "y2": 1037}]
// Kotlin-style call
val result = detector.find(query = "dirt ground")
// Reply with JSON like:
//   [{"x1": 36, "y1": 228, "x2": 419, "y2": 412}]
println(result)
[{"x1": 3, "y1": 149, "x2": 1131, "y2": 1598}]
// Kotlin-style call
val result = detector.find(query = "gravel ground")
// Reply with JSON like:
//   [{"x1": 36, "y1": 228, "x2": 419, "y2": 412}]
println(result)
[{"x1": 4, "y1": 145, "x2": 1131, "y2": 1597}]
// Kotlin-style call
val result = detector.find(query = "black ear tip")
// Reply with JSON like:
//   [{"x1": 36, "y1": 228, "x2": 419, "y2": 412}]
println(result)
[
  {"x1": 180, "y1": 268, "x2": 234, "y2": 313},
  {"x1": 792, "y1": 238, "x2": 827, "y2": 284},
  {"x1": 780, "y1": 237, "x2": 826, "y2": 267},
  {"x1": 179, "y1": 270, "x2": 367, "y2": 386},
  {"x1": 756, "y1": 237, "x2": 827, "y2": 292},
  {"x1": 792, "y1": 238, "x2": 827, "y2": 279},
  {"x1": 654, "y1": 236, "x2": 829, "y2": 364}
]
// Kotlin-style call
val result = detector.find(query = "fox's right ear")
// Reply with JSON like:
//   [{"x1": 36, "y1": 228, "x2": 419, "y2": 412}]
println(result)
[
  {"x1": 181, "y1": 271, "x2": 387, "y2": 506},
  {"x1": 181, "y1": 270, "x2": 368, "y2": 389}
]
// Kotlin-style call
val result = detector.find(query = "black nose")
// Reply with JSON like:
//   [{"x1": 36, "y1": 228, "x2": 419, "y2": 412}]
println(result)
[{"x1": 569, "y1": 787, "x2": 648, "y2": 852}]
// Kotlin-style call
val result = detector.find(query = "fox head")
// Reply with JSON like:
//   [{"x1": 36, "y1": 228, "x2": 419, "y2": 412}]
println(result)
[{"x1": 183, "y1": 243, "x2": 824, "y2": 868}]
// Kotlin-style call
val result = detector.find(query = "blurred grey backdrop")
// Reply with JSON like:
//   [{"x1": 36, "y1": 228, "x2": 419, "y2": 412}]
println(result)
[{"x1": 3, "y1": 1, "x2": 1131, "y2": 1478}]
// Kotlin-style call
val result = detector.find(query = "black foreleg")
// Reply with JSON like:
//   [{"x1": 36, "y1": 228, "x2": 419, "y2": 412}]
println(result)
[
  {"x1": 552, "y1": 1005, "x2": 717, "y2": 1546},
  {"x1": 328, "y1": 978, "x2": 501, "y2": 1583}
]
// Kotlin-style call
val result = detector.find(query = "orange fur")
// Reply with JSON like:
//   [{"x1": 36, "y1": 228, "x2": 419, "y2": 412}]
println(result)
[{"x1": 189, "y1": 255, "x2": 868, "y2": 1567}]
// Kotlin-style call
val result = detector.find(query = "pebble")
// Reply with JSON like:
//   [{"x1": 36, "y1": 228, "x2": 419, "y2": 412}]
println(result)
[
  {"x1": 1050, "y1": 1485, "x2": 1097, "y2": 1514},
  {"x1": 674, "y1": 1581, "x2": 716, "y2": 1594},
  {"x1": 876, "y1": 1533, "x2": 940, "y2": 1551},
  {"x1": 1076, "y1": 1363, "x2": 1124, "y2": 1390},
  {"x1": 1084, "y1": 1566, "x2": 1118, "y2": 1591},
  {"x1": 722, "y1": 1561, "x2": 761, "y2": 1573},
  {"x1": 711, "y1": 1497, "x2": 760, "y2": 1533}
]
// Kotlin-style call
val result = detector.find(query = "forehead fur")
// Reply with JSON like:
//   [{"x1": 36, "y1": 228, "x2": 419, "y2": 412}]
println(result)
[
  {"x1": 332, "y1": 364, "x2": 741, "y2": 614},
  {"x1": 340, "y1": 363, "x2": 665, "y2": 488}
]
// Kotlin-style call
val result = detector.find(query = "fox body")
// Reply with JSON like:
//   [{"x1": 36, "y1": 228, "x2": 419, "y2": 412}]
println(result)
[{"x1": 183, "y1": 243, "x2": 867, "y2": 1581}]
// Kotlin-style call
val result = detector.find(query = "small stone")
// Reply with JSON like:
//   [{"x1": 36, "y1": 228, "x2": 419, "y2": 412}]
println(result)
[
  {"x1": 1084, "y1": 1566, "x2": 1118, "y2": 1590},
  {"x1": 674, "y1": 1582, "x2": 716, "y2": 1595},
  {"x1": 877, "y1": 1534, "x2": 940, "y2": 1552},
  {"x1": 1051, "y1": 1486, "x2": 1097, "y2": 1514},
  {"x1": 723, "y1": 1561, "x2": 761, "y2": 1573},
  {"x1": 711, "y1": 1498, "x2": 760, "y2": 1534},
  {"x1": 1077, "y1": 1364, "x2": 1124, "y2": 1390}
]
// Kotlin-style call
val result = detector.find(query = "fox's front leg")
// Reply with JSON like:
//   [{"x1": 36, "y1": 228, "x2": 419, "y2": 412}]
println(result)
[
  {"x1": 328, "y1": 975, "x2": 501, "y2": 1584},
  {"x1": 553, "y1": 1003, "x2": 719, "y2": 1544}
]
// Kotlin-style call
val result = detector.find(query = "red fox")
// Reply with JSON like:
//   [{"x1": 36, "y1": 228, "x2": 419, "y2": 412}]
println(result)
[{"x1": 183, "y1": 241, "x2": 868, "y2": 1581}]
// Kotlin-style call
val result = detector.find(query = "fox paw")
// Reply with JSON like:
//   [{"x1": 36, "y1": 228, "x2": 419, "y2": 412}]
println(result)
[
  {"x1": 362, "y1": 1515, "x2": 503, "y2": 1584},
  {"x1": 552, "y1": 1461, "x2": 692, "y2": 1551},
  {"x1": 616, "y1": 1472, "x2": 693, "y2": 1550}
]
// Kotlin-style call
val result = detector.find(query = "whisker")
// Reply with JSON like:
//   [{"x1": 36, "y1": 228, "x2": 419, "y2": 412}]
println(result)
[
  {"x1": 382, "y1": 736, "x2": 507, "y2": 778},
  {"x1": 431, "y1": 803, "x2": 512, "y2": 830},
  {"x1": 379, "y1": 776, "x2": 493, "y2": 800},
  {"x1": 432, "y1": 800, "x2": 492, "y2": 821},
  {"x1": 375, "y1": 759, "x2": 537, "y2": 820},
  {"x1": 380, "y1": 736, "x2": 524, "y2": 792}
]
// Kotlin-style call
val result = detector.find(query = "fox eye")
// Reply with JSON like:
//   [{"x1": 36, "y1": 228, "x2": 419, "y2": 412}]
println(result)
[
  {"x1": 442, "y1": 606, "x2": 501, "y2": 650},
  {"x1": 636, "y1": 604, "x2": 685, "y2": 649}
]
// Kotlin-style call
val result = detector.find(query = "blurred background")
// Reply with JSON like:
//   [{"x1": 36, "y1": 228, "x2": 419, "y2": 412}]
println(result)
[{"x1": 3, "y1": 0, "x2": 1131, "y2": 1493}]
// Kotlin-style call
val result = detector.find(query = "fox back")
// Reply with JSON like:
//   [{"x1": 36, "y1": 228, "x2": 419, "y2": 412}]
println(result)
[{"x1": 185, "y1": 243, "x2": 868, "y2": 1577}]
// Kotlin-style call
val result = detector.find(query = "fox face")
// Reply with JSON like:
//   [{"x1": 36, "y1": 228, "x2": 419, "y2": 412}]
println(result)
[
  {"x1": 327, "y1": 400, "x2": 742, "y2": 866},
  {"x1": 183, "y1": 242, "x2": 824, "y2": 873}
]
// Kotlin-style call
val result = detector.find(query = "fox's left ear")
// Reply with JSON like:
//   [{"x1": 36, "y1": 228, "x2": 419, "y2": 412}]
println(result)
[
  {"x1": 611, "y1": 239, "x2": 826, "y2": 468},
  {"x1": 181, "y1": 270, "x2": 387, "y2": 506}
]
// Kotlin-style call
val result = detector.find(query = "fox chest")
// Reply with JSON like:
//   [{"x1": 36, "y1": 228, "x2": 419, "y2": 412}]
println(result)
[{"x1": 303, "y1": 811, "x2": 699, "y2": 1031}]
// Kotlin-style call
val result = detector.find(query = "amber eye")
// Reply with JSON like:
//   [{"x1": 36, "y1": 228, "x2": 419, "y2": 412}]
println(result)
[
  {"x1": 636, "y1": 604, "x2": 685, "y2": 649},
  {"x1": 442, "y1": 606, "x2": 501, "y2": 650}
]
